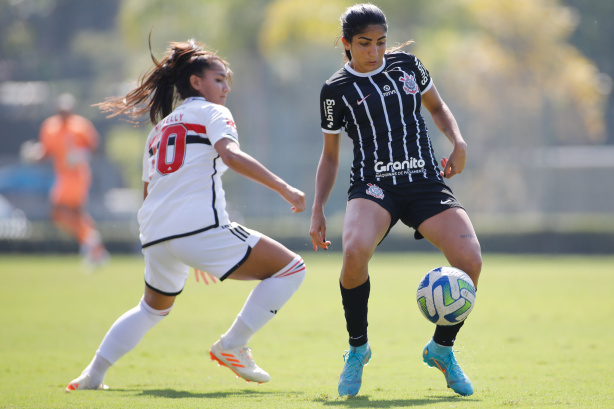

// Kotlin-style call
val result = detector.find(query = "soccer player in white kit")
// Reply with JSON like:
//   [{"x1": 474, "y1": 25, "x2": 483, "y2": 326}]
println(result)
[{"x1": 66, "y1": 39, "x2": 307, "y2": 391}]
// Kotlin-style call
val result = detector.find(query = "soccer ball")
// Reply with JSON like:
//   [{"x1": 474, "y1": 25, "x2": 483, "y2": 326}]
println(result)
[{"x1": 416, "y1": 266, "x2": 476, "y2": 326}]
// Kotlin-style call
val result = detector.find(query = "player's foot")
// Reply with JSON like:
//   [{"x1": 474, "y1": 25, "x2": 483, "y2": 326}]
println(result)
[
  {"x1": 338, "y1": 343, "x2": 371, "y2": 397},
  {"x1": 209, "y1": 336, "x2": 270, "y2": 383},
  {"x1": 423, "y1": 339, "x2": 473, "y2": 396},
  {"x1": 65, "y1": 373, "x2": 109, "y2": 392},
  {"x1": 83, "y1": 247, "x2": 110, "y2": 271}
]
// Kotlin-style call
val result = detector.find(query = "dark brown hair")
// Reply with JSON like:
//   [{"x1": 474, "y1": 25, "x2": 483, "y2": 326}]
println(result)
[
  {"x1": 97, "y1": 38, "x2": 231, "y2": 125},
  {"x1": 338, "y1": 3, "x2": 412, "y2": 61}
]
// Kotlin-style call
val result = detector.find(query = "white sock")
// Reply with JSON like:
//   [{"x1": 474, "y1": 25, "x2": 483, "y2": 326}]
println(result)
[
  {"x1": 89, "y1": 297, "x2": 172, "y2": 383},
  {"x1": 82, "y1": 354, "x2": 111, "y2": 387},
  {"x1": 222, "y1": 257, "x2": 306, "y2": 349},
  {"x1": 221, "y1": 317, "x2": 253, "y2": 350}
]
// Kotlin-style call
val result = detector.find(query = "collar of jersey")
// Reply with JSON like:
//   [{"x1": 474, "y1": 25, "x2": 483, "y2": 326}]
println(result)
[
  {"x1": 183, "y1": 96, "x2": 207, "y2": 104},
  {"x1": 344, "y1": 57, "x2": 386, "y2": 77}
]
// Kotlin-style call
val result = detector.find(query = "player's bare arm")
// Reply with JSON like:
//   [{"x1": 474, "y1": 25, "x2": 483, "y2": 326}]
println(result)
[
  {"x1": 422, "y1": 85, "x2": 467, "y2": 179},
  {"x1": 215, "y1": 138, "x2": 305, "y2": 213},
  {"x1": 309, "y1": 132, "x2": 341, "y2": 251}
]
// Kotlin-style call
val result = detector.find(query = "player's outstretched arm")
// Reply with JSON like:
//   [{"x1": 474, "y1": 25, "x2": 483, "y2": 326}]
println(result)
[{"x1": 214, "y1": 138, "x2": 305, "y2": 213}]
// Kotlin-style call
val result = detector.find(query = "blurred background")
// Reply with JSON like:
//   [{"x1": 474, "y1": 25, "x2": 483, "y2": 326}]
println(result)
[{"x1": 0, "y1": 0, "x2": 612, "y2": 255}]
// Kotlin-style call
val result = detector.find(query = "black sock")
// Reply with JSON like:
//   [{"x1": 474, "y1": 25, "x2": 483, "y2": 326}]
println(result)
[
  {"x1": 433, "y1": 321, "x2": 465, "y2": 347},
  {"x1": 340, "y1": 277, "x2": 370, "y2": 347}
]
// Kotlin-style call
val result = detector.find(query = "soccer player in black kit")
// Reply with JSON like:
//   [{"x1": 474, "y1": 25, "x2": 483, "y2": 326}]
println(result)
[{"x1": 309, "y1": 4, "x2": 483, "y2": 397}]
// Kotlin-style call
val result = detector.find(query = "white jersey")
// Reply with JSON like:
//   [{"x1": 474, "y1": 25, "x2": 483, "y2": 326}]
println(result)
[{"x1": 138, "y1": 96, "x2": 239, "y2": 247}]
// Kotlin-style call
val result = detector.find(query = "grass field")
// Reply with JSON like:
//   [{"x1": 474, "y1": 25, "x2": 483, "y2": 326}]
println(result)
[{"x1": 1, "y1": 251, "x2": 613, "y2": 409}]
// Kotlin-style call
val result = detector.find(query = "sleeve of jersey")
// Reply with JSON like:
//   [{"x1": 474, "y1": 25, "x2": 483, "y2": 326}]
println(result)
[
  {"x1": 206, "y1": 105, "x2": 239, "y2": 146},
  {"x1": 142, "y1": 127, "x2": 157, "y2": 183},
  {"x1": 73, "y1": 116, "x2": 99, "y2": 150},
  {"x1": 81, "y1": 117, "x2": 100, "y2": 151},
  {"x1": 413, "y1": 55, "x2": 433, "y2": 94},
  {"x1": 320, "y1": 83, "x2": 343, "y2": 134}
]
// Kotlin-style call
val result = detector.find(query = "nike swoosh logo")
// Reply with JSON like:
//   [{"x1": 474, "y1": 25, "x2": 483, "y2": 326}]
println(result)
[
  {"x1": 357, "y1": 94, "x2": 371, "y2": 105},
  {"x1": 440, "y1": 199, "x2": 456, "y2": 205}
]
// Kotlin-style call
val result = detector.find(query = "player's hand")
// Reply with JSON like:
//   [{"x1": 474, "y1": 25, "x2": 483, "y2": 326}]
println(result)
[
  {"x1": 280, "y1": 185, "x2": 306, "y2": 213},
  {"x1": 20, "y1": 140, "x2": 43, "y2": 163},
  {"x1": 309, "y1": 211, "x2": 331, "y2": 251},
  {"x1": 440, "y1": 143, "x2": 467, "y2": 179}
]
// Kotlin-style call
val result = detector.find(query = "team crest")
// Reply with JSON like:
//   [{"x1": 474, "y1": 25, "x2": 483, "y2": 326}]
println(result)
[
  {"x1": 226, "y1": 118, "x2": 237, "y2": 130},
  {"x1": 366, "y1": 183, "x2": 384, "y2": 199},
  {"x1": 399, "y1": 72, "x2": 419, "y2": 95}
]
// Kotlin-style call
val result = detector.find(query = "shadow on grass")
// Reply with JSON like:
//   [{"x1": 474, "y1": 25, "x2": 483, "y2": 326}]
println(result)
[
  {"x1": 135, "y1": 388, "x2": 294, "y2": 399},
  {"x1": 119, "y1": 388, "x2": 479, "y2": 407},
  {"x1": 314, "y1": 394, "x2": 478, "y2": 408}
]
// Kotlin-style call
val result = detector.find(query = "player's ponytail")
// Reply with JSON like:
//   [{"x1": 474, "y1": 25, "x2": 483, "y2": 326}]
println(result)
[{"x1": 96, "y1": 37, "x2": 231, "y2": 125}]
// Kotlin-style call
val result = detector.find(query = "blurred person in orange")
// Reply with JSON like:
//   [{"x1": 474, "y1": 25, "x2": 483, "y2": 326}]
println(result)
[{"x1": 21, "y1": 93, "x2": 109, "y2": 267}]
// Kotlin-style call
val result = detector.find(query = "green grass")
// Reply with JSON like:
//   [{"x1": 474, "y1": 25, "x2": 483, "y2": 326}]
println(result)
[{"x1": 1, "y1": 252, "x2": 613, "y2": 408}]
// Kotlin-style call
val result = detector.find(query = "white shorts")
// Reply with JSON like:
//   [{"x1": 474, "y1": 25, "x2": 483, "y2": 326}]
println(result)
[{"x1": 142, "y1": 222, "x2": 262, "y2": 295}]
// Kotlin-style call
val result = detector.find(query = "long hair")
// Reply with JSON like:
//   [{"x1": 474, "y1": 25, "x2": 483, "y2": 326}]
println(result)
[
  {"x1": 338, "y1": 3, "x2": 412, "y2": 61},
  {"x1": 97, "y1": 37, "x2": 231, "y2": 125}
]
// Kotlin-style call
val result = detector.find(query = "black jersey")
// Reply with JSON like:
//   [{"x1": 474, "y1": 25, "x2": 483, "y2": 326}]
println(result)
[{"x1": 320, "y1": 51, "x2": 442, "y2": 187}]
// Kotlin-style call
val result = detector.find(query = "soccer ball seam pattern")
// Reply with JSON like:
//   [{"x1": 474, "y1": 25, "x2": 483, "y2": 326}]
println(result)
[{"x1": 416, "y1": 266, "x2": 476, "y2": 326}]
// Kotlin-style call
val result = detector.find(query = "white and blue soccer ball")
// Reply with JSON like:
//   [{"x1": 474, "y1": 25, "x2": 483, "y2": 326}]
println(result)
[{"x1": 416, "y1": 266, "x2": 476, "y2": 326}]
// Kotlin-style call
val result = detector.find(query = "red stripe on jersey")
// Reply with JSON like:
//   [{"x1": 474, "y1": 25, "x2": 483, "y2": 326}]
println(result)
[{"x1": 185, "y1": 123, "x2": 207, "y2": 134}]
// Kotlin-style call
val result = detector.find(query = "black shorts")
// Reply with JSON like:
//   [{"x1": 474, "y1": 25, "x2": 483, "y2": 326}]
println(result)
[{"x1": 347, "y1": 180, "x2": 464, "y2": 241}]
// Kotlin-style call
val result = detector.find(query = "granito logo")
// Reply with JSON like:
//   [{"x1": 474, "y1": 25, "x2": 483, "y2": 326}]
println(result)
[{"x1": 375, "y1": 158, "x2": 425, "y2": 173}]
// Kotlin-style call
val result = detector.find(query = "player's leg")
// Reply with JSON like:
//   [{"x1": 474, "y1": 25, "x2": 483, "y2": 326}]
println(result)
[
  {"x1": 66, "y1": 289, "x2": 174, "y2": 391},
  {"x1": 51, "y1": 203, "x2": 108, "y2": 267},
  {"x1": 417, "y1": 207, "x2": 482, "y2": 396},
  {"x1": 50, "y1": 181, "x2": 88, "y2": 241},
  {"x1": 338, "y1": 198, "x2": 391, "y2": 396},
  {"x1": 209, "y1": 235, "x2": 306, "y2": 383},
  {"x1": 66, "y1": 243, "x2": 184, "y2": 391},
  {"x1": 50, "y1": 204, "x2": 82, "y2": 240},
  {"x1": 223, "y1": 235, "x2": 306, "y2": 344},
  {"x1": 417, "y1": 207, "x2": 482, "y2": 287},
  {"x1": 76, "y1": 210, "x2": 109, "y2": 267},
  {"x1": 52, "y1": 178, "x2": 108, "y2": 266}
]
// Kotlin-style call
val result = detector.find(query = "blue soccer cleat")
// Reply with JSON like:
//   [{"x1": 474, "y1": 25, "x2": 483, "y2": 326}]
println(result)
[
  {"x1": 338, "y1": 343, "x2": 372, "y2": 397},
  {"x1": 423, "y1": 339, "x2": 474, "y2": 396}
]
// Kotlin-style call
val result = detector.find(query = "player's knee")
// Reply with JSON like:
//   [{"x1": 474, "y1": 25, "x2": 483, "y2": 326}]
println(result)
[
  {"x1": 459, "y1": 253, "x2": 482, "y2": 288},
  {"x1": 140, "y1": 297, "x2": 173, "y2": 317},
  {"x1": 274, "y1": 256, "x2": 306, "y2": 291},
  {"x1": 342, "y1": 238, "x2": 375, "y2": 266}
]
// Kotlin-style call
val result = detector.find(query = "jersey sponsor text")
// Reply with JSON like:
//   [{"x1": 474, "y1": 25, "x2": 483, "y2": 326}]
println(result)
[{"x1": 375, "y1": 158, "x2": 425, "y2": 178}]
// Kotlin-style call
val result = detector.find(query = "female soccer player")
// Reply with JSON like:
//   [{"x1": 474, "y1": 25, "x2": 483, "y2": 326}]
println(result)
[
  {"x1": 66, "y1": 39, "x2": 307, "y2": 390},
  {"x1": 309, "y1": 4, "x2": 482, "y2": 397}
]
